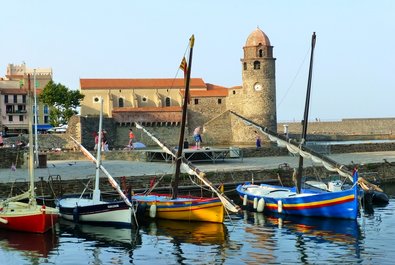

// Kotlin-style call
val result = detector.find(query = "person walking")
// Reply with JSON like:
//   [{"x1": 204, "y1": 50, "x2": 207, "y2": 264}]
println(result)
[
  {"x1": 128, "y1": 128, "x2": 135, "y2": 150},
  {"x1": 255, "y1": 131, "x2": 261, "y2": 149}
]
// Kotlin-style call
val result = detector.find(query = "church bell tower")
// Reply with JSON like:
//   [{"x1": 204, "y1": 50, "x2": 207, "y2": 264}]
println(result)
[{"x1": 241, "y1": 27, "x2": 277, "y2": 132}]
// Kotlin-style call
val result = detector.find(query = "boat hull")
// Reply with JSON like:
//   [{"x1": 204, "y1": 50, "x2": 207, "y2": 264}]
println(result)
[
  {"x1": 133, "y1": 194, "x2": 224, "y2": 223},
  {"x1": 0, "y1": 202, "x2": 59, "y2": 233},
  {"x1": 57, "y1": 197, "x2": 132, "y2": 227},
  {"x1": 237, "y1": 183, "x2": 359, "y2": 219}
]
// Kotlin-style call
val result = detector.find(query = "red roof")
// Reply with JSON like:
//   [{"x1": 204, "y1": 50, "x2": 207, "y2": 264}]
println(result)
[
  {"x1": 181, "y1": 83, "x2": 229, "y2": 97},
  {"x1": 112, "y1": 106, "x2": 182, "y2": 113},
  {"x1": 80, "y1": 78, "x2": 207, "y2": 89}
]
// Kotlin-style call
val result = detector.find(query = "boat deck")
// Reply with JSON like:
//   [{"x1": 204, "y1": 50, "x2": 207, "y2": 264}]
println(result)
[{"x1": 145, "y1": 147, "x2": 243, "y2": 163}]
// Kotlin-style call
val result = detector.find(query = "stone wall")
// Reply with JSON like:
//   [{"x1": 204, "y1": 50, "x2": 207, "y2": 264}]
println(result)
[{"x1": 278, "y1": 118, "x2": 395, "y2": 139}]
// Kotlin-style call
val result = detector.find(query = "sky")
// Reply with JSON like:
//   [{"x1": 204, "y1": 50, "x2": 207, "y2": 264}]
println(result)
[{"x1": 1, "y1": 0, "x2": 394, "y2": 122}]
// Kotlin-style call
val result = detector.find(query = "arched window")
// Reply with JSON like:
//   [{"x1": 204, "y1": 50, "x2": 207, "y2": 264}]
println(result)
[
  {"x1": 254, "y1": 61, "x2": 261, "y2": 70},
  {"x1": 165, "y1": 97, "x2": 171, "y2": 107},
  {"x1": 259, "y1": 49, "x2": 264, "y2": 57},
  {"x1": 243, "y1": 62, "x2": 247, "y2": 70},
  {"x1": 118, "y1": 98, "x2": 124, "y2": 107}
]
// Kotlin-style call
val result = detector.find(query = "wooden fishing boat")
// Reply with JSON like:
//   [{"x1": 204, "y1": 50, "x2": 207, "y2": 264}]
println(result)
[
  {"x1": 0, "y1": 75, "x2": 59, "y2": 233},
  {"x1": 57, "y1": 98, "x2": 137, "y2": 227},
  {"x1": 133, "y1": 36, "x2": 239, "y2": 223},
  {"x1": 234, "y1": 33, "x2": 361, "y2": 220},
  {"x1": 133, "y1": 193, "x2": 225, "y2": 223}
]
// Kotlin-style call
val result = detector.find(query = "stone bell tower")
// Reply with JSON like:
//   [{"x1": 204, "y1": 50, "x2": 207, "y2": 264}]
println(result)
[{"x1": 241, "y1": 27, "x2": 277, "y2": 132}]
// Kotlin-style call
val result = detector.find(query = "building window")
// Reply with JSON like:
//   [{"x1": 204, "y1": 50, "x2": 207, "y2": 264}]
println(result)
[
  {"x1": 218, "y1": 98, "x2": 222, "y2": 104},
  {"x1": 43, "y1": 105, "x2": 49, "y2": 114},
  {"x1": 254, "y1": 61, "x2": 260, "y2": 70},
  {"x1": 118, "y1": 98, "x2": 124, "y2": 107},
  {"x1": 142, "y1": 97, "x2": 147, "y2": 103},
  {"x1": 8, "y1": 115, "x2": 13, "y2": 122},
  {"x1": 243, "y1": 62, "x2": 247, "y2": 70},
  {"x1": 19, "y1": 115, "x2": 23, "y2": 122},
  {"x1": 259, "y1": 49, "x2": 264, "y2": 57},
  {"x1": 165, "y1": 97, "x2": 171, "y2": 107},
  {"x1": 194, "y1": 98, "x2": 199, "y2": 105},
  {"x1": 22, "y1": 95, "x2": 26, "y2": 103},
  {"x1": 13, "y1": 95, "x2": 17, "y2": 103},
  {"x1": 44, "y1": 115, "x2": 49, "y2": 123},
  {"x1": 233, "y1": 90, "x2": 236, "y2": 95},
  {"x1": 93, "y1": 97, "x2": 100, "y2": 103},
  {"x1": 4, "y1": 95, "x2": 8, "y2": 103}
]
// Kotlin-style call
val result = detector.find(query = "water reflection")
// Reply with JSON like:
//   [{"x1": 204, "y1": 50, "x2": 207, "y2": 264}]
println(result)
[
  {"x1": 142, "y1": 219, "x2": 231, "y2": 265},
  {"x1": 241, "y1": 211, "x2": 363, "y2": 264},
  {"x1": 0, "y1": 228, "x2": 58, "y2": 264}
]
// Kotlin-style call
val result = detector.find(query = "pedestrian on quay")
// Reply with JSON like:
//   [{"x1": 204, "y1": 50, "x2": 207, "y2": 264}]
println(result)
[
  {"x1": 93, "y1": 131, "x2": 98, "y2": 151},
  {"x1": 255, "y1": 131, "x2": 261, "y2": 149},
  {"x1": 128, "y1": 128, "x2": 135, "y2": 150},
  {"x1": 101, "y1": 130, "x2": 109, "y2": 152},
  {"x1": 193, "y1": 126, "x2": 202, "y2": 149}
]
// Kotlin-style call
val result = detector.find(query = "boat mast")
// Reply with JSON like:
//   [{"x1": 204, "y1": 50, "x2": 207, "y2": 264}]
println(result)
[
  {"x1": 296, "y1": 32, "x2": 316, "y2": 194},
  {"x1": 172, "y1": 35, "x2": 195, "y2": 199},
  {"x1": 27, "y1": 74, "x2": 36, "y2": 204},
  {"x1": 92, "y1": 97, "x2": 103, "y2": 202}
]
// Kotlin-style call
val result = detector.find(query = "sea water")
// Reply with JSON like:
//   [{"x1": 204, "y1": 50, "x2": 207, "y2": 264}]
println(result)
[{"x1": 1, "y1": 184, "x2": 394, "y2": 265}]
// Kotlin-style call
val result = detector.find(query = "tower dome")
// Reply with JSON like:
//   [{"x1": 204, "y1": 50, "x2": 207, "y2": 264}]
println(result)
[{"x1": 245, "y1": 27, "x2": 271, "y2": 47}]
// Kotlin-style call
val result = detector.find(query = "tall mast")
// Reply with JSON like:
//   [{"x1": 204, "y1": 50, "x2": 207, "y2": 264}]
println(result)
[
  {"x1": 92, "y1": 97, "x2": 103, "y2": 202},
  {"x1": 172, "y1": 35, "x2": 195, "y2": 199},
  {"x1": 296, "y1": 32, "x2": 316, "y2": 194},
  {"x1": 27, "y1": 74, "x2": 36, "y2": 203}
]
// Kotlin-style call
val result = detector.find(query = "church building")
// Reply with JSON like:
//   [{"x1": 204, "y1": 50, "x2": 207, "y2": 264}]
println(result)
[{"x1": 78, "y1": 28, "x2": 277, "y2": 147}]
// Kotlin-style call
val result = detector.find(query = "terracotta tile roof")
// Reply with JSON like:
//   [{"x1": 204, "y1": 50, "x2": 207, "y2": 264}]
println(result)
[
  {"x1": 112, "y1": 106, "x2": 182, "y2": 113},
  {"x1": 0, "y1": 89, "x2": 28, "y2": 95},
  {"x1": 0, "y1": 88, "x2": 43, "y2": 95},
  {"x1": 181, "y1": 83, "x2": 229, "y2": 97},
  {"x1": 80, "y1": 78, "x2": 207, "y2": 89}
]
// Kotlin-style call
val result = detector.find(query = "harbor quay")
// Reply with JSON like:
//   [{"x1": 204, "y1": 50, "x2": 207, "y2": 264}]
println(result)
[{"x1": 1, "y1": 149, "x2": 395, "y2": 199}]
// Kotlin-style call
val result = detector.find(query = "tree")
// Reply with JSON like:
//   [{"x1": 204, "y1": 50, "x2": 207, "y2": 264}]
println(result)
[{"x1": 39, "y1": 80, "x2": 85, "y2": 126}]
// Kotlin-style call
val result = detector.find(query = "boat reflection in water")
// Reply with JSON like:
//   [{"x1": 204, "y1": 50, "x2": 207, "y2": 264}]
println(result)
[
  {"x1": 0, "y1": 228, "x2": 58, "y2": 259},
  {"x1": 241, "y1": 210, "x2": 362, "y2": 264},
  {"x1": 244, "y1": 211, "x2": 361, "y2": 244},
  {"x1": 144, "y1": 219, "x2": 228, "y2": 245}
]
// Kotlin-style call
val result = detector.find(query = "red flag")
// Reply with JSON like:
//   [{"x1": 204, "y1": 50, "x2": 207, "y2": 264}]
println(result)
[{"x1": 179, "y1": 56, "x2": 187, "y2": 76}]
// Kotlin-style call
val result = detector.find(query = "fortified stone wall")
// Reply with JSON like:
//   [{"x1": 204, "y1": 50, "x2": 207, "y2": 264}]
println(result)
[
  {"x1": 278, "y1": 118, "x2": 395, "y2": 138},
  {"x1": 188, "y1": 97, "x2": 227, "y2": 134}
]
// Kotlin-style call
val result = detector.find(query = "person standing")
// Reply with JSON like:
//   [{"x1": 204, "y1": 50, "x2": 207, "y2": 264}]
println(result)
[
  {"x1": 128, "y1": 128, "x2": 135, "y2": 150},
  {"x1": 255, "y1": 131, "x2": 261, "y2": 149},
  {"x1": 193, "y1": 126, "x2": 202, "y2": 149},
  {"x1": 93, "y1": 132, "x2": 98, "y2": 151}
]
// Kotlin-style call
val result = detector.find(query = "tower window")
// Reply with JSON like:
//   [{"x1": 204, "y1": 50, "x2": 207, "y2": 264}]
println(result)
[
  {"x1": 194, "y1": 98, "x2": 199, "y2": 105},
  {"x1": 259, "y1": 49, "x2": 264, "y2": 57},
  {"x1": 118, "y1": 98, "x2": 124, "y2": 107},
  {"x1": 218, "y1": 98, "x2": 222, "y2": 104},
  {"x1": 142, "y1": 97, "x2": 147, "y2": 102},
  {"x1": 165, "y1": 97, "x2": 171, "y2": 107},
  {"x1": 254, "y1": 61, "x2": 260, "y2": 70},
  {"x1": 233, "y1": 90, "x2": 236, "y2": 95},
  {"x1": 93, "y1": 97, "x2": 100, "y2": 103},
  {"x1": 243, "y1": 62, "x2": 247, "y2": 70}
]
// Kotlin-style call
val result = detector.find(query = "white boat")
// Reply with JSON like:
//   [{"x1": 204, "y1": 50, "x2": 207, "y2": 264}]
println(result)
[{"x1": 57, "y1": 98, "x2": 137, "y2": 227}]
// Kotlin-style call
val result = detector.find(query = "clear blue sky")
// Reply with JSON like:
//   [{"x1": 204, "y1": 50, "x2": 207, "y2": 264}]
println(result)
[{"x1": 1, "y1": 0, "x2": 394, "y2": 122}]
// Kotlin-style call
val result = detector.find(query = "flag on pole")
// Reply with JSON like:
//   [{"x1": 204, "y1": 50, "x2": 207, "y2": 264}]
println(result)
[{"x1": 179, "y1": 56, "x2": 187, "y2": 76}]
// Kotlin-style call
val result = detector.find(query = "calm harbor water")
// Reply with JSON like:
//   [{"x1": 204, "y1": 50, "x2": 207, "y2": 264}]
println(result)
[{"x1": 1, "y1": 184, "x2": 394, "y2": 265}]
